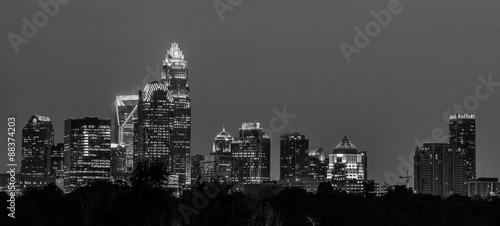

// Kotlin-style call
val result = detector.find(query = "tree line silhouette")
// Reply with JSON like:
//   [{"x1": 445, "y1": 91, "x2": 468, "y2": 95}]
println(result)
[{"x1": 1, "y1": 160, "x2": 499, "y2": 226}]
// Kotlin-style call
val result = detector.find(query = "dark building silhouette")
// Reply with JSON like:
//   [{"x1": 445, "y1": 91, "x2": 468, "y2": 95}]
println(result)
[
  {"x1": 280, "y1": 132, "x2": 309, "y2": 180},
  {"x1": 449, "y1": 113, "x2": 476, "y2": 195},
  {"x1": 231, "y1": 122, "x2": 271, "y2": 190},
  {"x1": 110, "y1": 143, "x2": 127, "y2": 181},
  {"x1": 50, "y1": 143, "x2": 64, "y2": 178},
  {"x1": 190, "y1": 154, "x2": 204, "y2": 186},
  {"x1": 21, "y1": 114, "x2": 54, "y2": 177},
  {"x1": 414, "y1": 143, "x2": 454, "y2": 197},
  {"x1": 162, "y1": 43, "x2": 191, "y2": 186},
  {"x1": 64, "y1": 117, "x2": 111, "y2": 190}
]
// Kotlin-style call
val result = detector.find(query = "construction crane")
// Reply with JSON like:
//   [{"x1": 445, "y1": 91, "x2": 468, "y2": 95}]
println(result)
[{"x1": 399, "y1": 170, "x2": 413, "y2": 188}]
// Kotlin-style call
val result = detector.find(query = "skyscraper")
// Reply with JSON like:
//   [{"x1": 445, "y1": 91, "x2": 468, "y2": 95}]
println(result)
[
  {"x1": 306, "y1": 147, "x2": 328, "y2": 181},
  {"x1": 162, "y1": 43, "x2": 191, "y2": 186},
  {"x1": 449, "y1": 113, "x2": 476, "y2": 195},
  {"x1": 328, "y1": 136, "x2": 367, "y2": 181},
  {"x1": 64, "y1": 117, "x2": 111, "y2": 190},
  {"x1": 115, "y1": 95, "x2": 139, "y2": 171},
  {"x1": 200, "y1": 127, "x2": 234, "y2": 183},
  {"x1": 414, "y1": 143, "x2": 454, "y2": 197},
  {"x1": 21, "y1": 114, "x2": 54, "y2": 177},
  {"x1": 280, "y1": 132, "x2": 309, "y2": 180},
  {"x1": 231, "y1": 122, "x2": 271, "y2": 189},
  {"x1": 135, "y1": 82, "x2": 174, "y2": 167}
]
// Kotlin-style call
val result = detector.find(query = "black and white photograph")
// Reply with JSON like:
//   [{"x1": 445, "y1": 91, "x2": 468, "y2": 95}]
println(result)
[{"x1": 1, "y1": 0, "x2": 500, "y2": 225}]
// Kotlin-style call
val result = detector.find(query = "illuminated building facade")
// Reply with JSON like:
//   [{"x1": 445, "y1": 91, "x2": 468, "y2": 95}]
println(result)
[
  {"x1": 135, "y1": 82, "x2": 174, "y2": 168},
  {"x1": 414, "y1": 143, "x2": 454, "y2": 197},
  {"x1": 64, "y1": 117, "x2": 111, "y2": 190},
  {"x1": 115, "y1": 95, "x2": 138, "y2": 171},
  {"x1": 213, "y1": 126, "x2": 233, "y2": 155},
  {"x1": 162, "y1": 43, "x2": 191, "y2": 186},
  {"x1": 280, "y1": 132, "x2": 309, "y2": 180},
  {"x1": 21, "y1": 114, "x2": 54, "y2": 177},
  {"x1": 449, "y1": 113, "x2": 476, "y2": 195},
  {"x1": 306, "y1": 147, "x2": 328, "y2": 181},
  {"x1": 328, "y1": 136, "x2": 367, "y2": 181},
  {"x1": 231, "y1": 122, "x2": 271, "y2": 189}
]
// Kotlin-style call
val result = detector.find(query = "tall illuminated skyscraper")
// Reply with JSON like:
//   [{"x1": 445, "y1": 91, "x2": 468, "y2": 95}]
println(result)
[
  {"x1": 64, "y1": 117, "x2": 111, "y2": 190},
  {"x1": 231, "y1": 122, "x2": 271, "y2": 189},
  {"x1": 21, "y1": 114, "x2": 54, "y2": 177},
  {"x1": 115, "y1": 95, "x2": 139, "y2": 171},
  {"x1": 135, "y1": 82, "x2": 174, "y2": 168},
  {"x1": 449, "y1": 113, "x2": 476, "y2": 195},
  {"x1": 280, "y1": 132, "x2": 309, "y2": 180},
  {"x1": 162, "y1": 43, "x2": 191, "y2": 186}
]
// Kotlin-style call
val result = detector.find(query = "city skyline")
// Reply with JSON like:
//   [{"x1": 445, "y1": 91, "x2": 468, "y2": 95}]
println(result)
[{"x1": 2, "y1": 0, "x2": 500, "y2": 186}]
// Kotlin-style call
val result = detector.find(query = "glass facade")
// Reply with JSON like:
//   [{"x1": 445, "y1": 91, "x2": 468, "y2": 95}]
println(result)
[{"x1": 64, "y1": 117, "x2": 111, "y2": 190}]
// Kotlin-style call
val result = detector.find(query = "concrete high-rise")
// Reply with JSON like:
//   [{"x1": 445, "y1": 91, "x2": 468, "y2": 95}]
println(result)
[{"x1": 414, "y1": 143, "x2": 454, "y2": 197}]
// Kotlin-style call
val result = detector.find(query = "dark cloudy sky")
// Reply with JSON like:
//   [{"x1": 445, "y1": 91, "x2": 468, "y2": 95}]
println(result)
[{"x1": 1, "y1": 0, "x2": 500, "y2": 185}]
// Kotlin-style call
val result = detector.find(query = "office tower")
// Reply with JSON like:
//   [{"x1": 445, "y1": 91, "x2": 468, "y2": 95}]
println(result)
[
  {"x1": 414, "y1": 143, "x2": 454, "y2": 197},
  {"x1": 190, "y1": 154, "x2": 204, "y2": 186},
  {"x1": 449, "y1": 113, "x2": 476, "y2": 195},
  {"x1": 162, "y1": 43, "x2": 191, "y2": 186},
  {"x1": 21, "y1": 114, "x2": 54, "y2": 177},
  {"x1": 201, "y1": 155, "x2": 233, "y2": 183},
  {"x1": 64, "y1": 117, "x2": 111, "y2": 189},
  {"x1": 212, "y1": 126, "x2": 233, "y2": 155},
  {"x1": 231, "y1": 122, "x2": 271, "y2": 189},
  {"x1": 110, "y1": 143, "x2": 127, "y2": 181},
  {"x1": 135, "y1": 82, "x2": 174, "y2": 166},
  {"x1": 50, "y1": 143, "x2": 64, "y2": 177},
  {"x1": 328, "y1": 136, "x2": 367, "y2": 181},
  {"x1": 280, "y1": 132, "x2": 309, "y2": 180},
  {"x1": 306, "y1": 147, "x2": 328, "y2": 181},
  {"x1": 115, "y1": 95, "x2": 139, "y2": 171}
]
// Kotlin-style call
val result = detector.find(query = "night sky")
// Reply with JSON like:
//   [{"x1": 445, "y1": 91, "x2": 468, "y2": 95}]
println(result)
[{"x1": 1, "y1": 0, "x2": 500, "y2": 185}]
